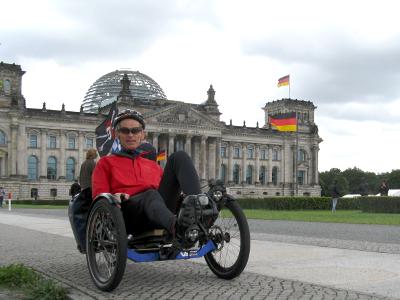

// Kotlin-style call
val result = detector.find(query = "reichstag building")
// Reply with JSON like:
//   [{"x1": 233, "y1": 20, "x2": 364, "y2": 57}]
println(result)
[{"x1": 0, "y1": 61, "x2": 322, "y2": 200}]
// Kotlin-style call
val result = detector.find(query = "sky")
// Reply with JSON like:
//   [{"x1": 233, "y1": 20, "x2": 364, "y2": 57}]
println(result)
[{"x1": 1, "y1": 0, "x2": 400, "y2": 174}]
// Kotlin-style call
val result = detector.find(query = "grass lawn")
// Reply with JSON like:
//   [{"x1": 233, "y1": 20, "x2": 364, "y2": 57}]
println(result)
[
  {"x1": 0, "y1": 264, "x2": 67, "y2": 300},
  {"x1": 243, "y1": 209, "x2": 400, "y2": 225}
]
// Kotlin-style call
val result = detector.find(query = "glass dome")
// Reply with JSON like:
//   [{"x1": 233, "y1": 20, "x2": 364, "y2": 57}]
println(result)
[{"x1": 82, "y1": 70, "x2": 167, "y2": 112}]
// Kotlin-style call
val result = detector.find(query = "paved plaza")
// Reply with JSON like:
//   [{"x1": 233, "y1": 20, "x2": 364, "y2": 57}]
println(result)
[{"x1": 0, "y1": 209, "x2": 399, "y2": 299}]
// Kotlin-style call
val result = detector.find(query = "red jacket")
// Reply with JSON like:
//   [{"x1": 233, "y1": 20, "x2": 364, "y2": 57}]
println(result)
[{"x1": 92, "y1": 154, "x2": 163, "y2": 199}]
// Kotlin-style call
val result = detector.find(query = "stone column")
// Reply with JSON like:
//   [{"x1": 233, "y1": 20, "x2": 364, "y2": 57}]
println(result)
[
  {"x1": 228, "y1": 142, "x2": 233, "y2": 184},
  {"x1": 241, "y1": 143, "x2": 247, "y2": 184},
  {"x1": 78, "y1": 131, "x2": 84, "y2": 170},
  {"x1": 208, "y1": 138, "x2": 216, "y2": 180},
  {"x1": 17, "y1": 124, "x2": 26, "y2": 176},
  {"x1": 312, "y1": 146, "x2": 319, "y2": 184},
  {"x1": 152, "y1": 132, "x2": 159, "y2": 152},
  {"x1": 59, "y1": 130, "x2": 66, "y2": 179},
  {"x1": 0, "y1": 151, "x2": 6, "y2": 177},
  {"x1": 200, "y1": 136, "x2": 207, "y2": 181},
  {"x1": 40, "y1": 129, "x2": 47, "y2": 179},
  {"x1": 168, "y1": 134, "x2": 175, "y2": 157},
  {"x1": 192, "y1": 137, "x2": 200, "y2": 172},
  {"x1": 291, "y1": 145, "x2": 297, "y2": 187},
  {"x1": 9, "y1": 124, "x2": 18, "y2": 176},
  {"x1": 268, "y1": 147, "x2": 273, "y2": 183},
  {"x1": 215, "y1": 138, "x2": 221, "y2": 180},
  {"x1": 185, "y1": 134, "x2": 192, "y2": 157},
  {"x1": 254, "y1": 144, "x2": 260, "y2": 185}
]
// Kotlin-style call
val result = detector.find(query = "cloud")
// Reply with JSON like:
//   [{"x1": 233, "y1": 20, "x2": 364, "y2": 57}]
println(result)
[
  {"x1": 242, "y1": 31, "x2": 400, "y2": 105},
  {"x1": 0, "y1": 0, "x2": 219, "y2": 65}
]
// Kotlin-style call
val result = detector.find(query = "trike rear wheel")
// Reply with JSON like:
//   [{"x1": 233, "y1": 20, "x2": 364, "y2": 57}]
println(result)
[
  {"x1": 205, "y1": 199, "x2": 250, "y2": 279},
  {"x1": 86, "y1": 198, "x2": 127, "y2": 291}
]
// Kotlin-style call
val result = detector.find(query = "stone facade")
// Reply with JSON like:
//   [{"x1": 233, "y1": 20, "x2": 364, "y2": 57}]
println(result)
[{"x1": 0, "y1": 62, "x2": 322, "y2": 200}]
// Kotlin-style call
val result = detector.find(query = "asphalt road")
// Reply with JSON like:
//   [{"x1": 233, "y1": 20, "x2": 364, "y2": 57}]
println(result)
[{"x1": 11, "y1": 208, "x2": 400, "y2": 245}]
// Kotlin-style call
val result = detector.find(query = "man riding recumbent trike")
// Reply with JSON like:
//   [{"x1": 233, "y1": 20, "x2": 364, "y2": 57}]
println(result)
[{"x1": 68, "y1": 109, "x2": 251, "y2": 291}]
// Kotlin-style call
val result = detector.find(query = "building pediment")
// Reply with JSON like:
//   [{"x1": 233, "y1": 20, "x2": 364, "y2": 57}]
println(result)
[{"x1": 145, "y1": 103, "x2": 223, "y2": 129}]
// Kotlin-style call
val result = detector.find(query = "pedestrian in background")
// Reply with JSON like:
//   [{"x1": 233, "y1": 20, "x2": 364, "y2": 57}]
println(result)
[
  {"x1": 79, "y1": 148, "x2": 98, "y2": 191},
  {"x1": 331, "y1": 180, "x2": 340, "y2": 212},
  {"x1": 379, "y1": 180, "x2": 389, "y2": 196},
  {"x1": 69, "y1": 180, "x2": 81, "y2": 198},
  {"x1": 0, "y1": 186, "x2": 5, "y2": 208}
]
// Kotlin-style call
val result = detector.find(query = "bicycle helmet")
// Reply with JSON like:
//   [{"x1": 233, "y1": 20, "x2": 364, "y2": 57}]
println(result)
[{"x1": 113, "y1": 109, "x2": 145, "y2": 129}]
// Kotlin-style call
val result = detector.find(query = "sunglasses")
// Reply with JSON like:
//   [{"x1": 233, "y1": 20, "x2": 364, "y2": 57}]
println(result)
[{"x1": 118, "y1": 127, "x2": 143, "y2": 134}]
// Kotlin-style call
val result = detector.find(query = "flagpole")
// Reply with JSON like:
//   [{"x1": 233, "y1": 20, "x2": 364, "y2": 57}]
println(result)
[{"x1": 289, "y1": 73, "x2": 291, "y2": 99}]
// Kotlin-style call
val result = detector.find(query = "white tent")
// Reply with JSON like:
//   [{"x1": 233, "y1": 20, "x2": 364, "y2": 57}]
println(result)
[{"x1": 389, "y1": 189, "x2": 400, "y2": 196}]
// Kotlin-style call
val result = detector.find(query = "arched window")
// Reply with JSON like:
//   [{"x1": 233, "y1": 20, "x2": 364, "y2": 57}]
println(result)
[
  {"x1": 28, "y1": 155, "x2": 38, "y2": 180},
  {"x1": 259, "y1": 166, "x2": 267, "y2": 185},
  {"x1": 233, "y1": 164, "x2": 240, "y2": 184},
  {"x1": 47, "y1": 156, "x2": 57, "y2": 180},
  {"x1": 246, "y1": 165, "x2": 253, "y2": 184},
  {"x1": 298, "y1": 149, "x2": 306, "y2": 162},
  {"x1": 4, "y1": 79, "x2": 11, "y2": 94},
  {"x1": 220, "y1": 164, "x2": 226, "y2": 183},
  {"x1": 29, "y1": 134, "x2": 38, "y2": 148},
  {"x1": 0, "y1": 130, "x2": 6, "y2": 145},
  {"x1": 66, "y1": 157, "x2": 76, "y2": 181},
  {"x1": 272, "y1": 166, "x2": 278, "y2": 185}
]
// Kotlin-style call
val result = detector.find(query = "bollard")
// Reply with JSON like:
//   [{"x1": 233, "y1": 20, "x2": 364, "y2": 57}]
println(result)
[{"x1": 8, "y1": 192, "x2": 12, "y2": 211}]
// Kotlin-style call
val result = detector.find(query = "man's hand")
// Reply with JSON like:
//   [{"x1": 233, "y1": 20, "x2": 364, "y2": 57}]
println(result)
[{"x1": 114, "y1": 193, "x2": 130, "y2": 202}]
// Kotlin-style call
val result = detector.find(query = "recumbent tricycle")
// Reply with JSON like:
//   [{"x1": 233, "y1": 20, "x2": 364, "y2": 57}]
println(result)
[{"x1": 68, "y1": 180, "x2": 251, "y2": 291}]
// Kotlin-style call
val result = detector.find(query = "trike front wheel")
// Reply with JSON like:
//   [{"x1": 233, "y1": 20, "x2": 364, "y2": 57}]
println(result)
[
  {"x1": 86, "y1": 198, "x2": 127, "y2": 291},
  {"x1": 205, "y1": 199, "x2": 250, "y2": 279}
]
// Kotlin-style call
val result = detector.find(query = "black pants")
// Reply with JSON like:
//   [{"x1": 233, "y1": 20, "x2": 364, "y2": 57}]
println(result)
[{"x1": 121, "y1": 151, "x2": 201, "y2": 235}]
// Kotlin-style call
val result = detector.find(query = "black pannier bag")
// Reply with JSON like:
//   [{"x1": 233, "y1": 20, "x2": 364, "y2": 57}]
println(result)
[{"x1": 68, "y1": 188, "x2": 92, "y2": 253}]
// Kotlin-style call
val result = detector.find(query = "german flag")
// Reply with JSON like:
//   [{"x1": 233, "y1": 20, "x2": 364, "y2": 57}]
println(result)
[
  {"x1": 269, "y1": 112, "x2": 297, "y2": 132},
  {"x1": 277, "y1": 75, "x2": 290, "y2": 87},
  {"x1": 156, "y1": 150, "x2": 166, "y2": 161}
]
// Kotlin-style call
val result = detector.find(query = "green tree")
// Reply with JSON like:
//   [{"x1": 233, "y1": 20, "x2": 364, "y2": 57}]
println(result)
[
  {"x1": 342, "y1": 167, "x2": 366, "y2": 194},
  {"x1": 387, "y1": 169, "x2": 400, "y2": 189}
]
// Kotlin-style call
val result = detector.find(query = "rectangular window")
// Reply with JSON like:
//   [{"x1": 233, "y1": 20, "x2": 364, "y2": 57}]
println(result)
[
  {"x1": 50, "y1": 188, "x2": 57, "y2": 197},
  {"x1": 220, "y1": 146, "x2": 227, "y2": 158},
  {"x1": 29, "y1": 135, "x2": 38, "y2": 148},
  {"x1": 85, "y1": 137, "x2": 94, "y2": 149},
  {"x1": 298, "y1": 170, "x2": 305, "y2": 185},
  {"x1": 247, "y1": 148, "x2": 254, "y2": 159},
  {"x1": 260, "y1": 149, "x2": 267, "y2": 160},
  {"x1": 48, "y1": 136, "x2": 57, "y2": 149},
  {"x1": 272, "y1": 150, "x2": 279, "y2": 161},
  {"x1": 175, "y1": 140, "x2": 184, "y2": 151},
  {"x1": 68, "y1": 137, "x2": 76, "y2": 149},
  {"x1": 234, "y1": 147, "x2": 240, "y2": 158}
]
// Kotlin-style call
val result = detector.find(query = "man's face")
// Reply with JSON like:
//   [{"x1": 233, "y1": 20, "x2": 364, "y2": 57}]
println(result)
[{"x1": 116, "y1": 119, "x2": 145, "y2": 150}]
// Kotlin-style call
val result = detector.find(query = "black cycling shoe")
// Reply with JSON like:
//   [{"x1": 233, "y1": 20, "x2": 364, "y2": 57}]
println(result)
[
  {"x1": 177, "y1": 194, "x2": 203, "y2": 229},
  {"x1": 176, "y1": 194, "x2": 209, "y2": 248}
]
